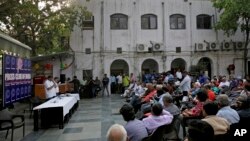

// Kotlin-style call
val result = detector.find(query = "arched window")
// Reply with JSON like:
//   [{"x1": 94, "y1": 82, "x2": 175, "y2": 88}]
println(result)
[
  {"x1": 197, "y1": 14, "x2": 212, "y2": 29},
  {"x1": 110, "y1": 14, "x2": 128, "y2": 29},
  {"x1": 170, "y1": 14, "x2": 186, "y2": 29},
  {"x1": 141, "y1": 14, "x2": 157, "y2": 29}
]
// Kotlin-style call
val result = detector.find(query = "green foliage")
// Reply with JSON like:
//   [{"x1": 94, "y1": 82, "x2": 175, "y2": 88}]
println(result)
[
  {"x1": 213, "y1": 0, "x2": 250, "y2": 37},
  {"x1": 0, "y1": 0, "x2": 92, "y2": 56}
]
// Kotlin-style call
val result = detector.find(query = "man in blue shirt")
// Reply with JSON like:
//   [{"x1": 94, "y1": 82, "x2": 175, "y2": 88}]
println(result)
[
  {"x1": 216, "y1": 94, "x2": 240, "y2": 125},
  {"x1": 120, "y1": 104, "x2": 148, "y2": 141}
]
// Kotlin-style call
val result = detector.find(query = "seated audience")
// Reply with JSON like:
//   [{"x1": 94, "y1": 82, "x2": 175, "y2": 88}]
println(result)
[
  {"x1": 130, "y1": 83, "x2": 157, "y2": 113},
  {"x1": 142, "y1": 103, "x2": 173, "y2": 134},
  {"x1": 106, "y1": 124, "x2": 128, "y2": 141},
  {"x1": 184, "y1": 120, "x2": 214, "y2": 141},
  {"x1": 204, "y1": 84, "x2": 216, "y2": 101},
  {"x1": 162, "y1": 94, "x2": 180, "y2": 116},
  {"x1": 236, "y1": 96, "x2": 250, "y2": 120},
  {"x1": 181, "y1": 89, "x2": 208, "y2": 117},
  {"x1": 202, "y1": 102, "x2": 230, "y2": 135},
  {"x1": 218, "y1": 76, "x2": 230, "y2": 88},
  {"x1": 190, "y1": 82, "x2": 201, "y2": 98},
  {"x1": 211, "y1": 80, "x2": 220, "y2": 95},
  {"x1": 216, "y1": 94, "x2": 240, "y2": 125},
  {"x1": 119, "y1": 104, "x2": 148, "y2": 141}
]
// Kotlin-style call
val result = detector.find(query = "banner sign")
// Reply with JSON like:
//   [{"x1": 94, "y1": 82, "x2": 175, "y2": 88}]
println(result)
[{"x1": 3, "y1": 54, "x2": 31, "y2": 107}]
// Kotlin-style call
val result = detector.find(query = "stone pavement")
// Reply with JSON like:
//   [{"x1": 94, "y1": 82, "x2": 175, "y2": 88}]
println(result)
[{"x1": 0, "y1": 94, "x2": 126, "y2": 141}]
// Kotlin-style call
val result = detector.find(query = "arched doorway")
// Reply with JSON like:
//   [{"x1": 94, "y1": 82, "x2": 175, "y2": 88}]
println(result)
[
  {"x1": 141, "y1": 59, "x2": 159, "y2": 73},
  {"x1": 197, "y1": 57, "x2": 212, "y2": 78},
  {"x1": 171, "y1": 58, "x2": 186, "y2": 71},
  {"x1": 110, "y1": 59, "x2": 129, "y2": 75}
]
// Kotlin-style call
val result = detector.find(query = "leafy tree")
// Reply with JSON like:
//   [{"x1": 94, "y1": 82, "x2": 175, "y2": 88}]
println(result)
[
  {"x1": 0, "y1": 0, "x2": 91, "y2": 56},
  {"x1": 213, "y1": 0, "x2": 250, "y2": 76}
]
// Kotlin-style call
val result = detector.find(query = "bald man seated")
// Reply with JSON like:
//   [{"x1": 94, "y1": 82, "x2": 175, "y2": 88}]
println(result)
[{"x1": 106, "y1": 124, "x2": 128, "y2": 141}]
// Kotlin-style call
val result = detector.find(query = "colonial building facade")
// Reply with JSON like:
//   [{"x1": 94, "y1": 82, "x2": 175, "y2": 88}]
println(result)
[{"x1": 69, "y1": 0, "x2": 247, "y2": 79}]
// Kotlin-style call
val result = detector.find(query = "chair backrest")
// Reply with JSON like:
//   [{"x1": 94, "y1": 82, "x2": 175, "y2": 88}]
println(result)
[
  {"x1": 164, "y1": 115, "x2": 180, "y2": 140},
  {"x1": 142, "y1": 124, "x2": 167, "y2": 141},
  {"x1": 213, "y1": 133, "x2": 228, "y2": 141}
]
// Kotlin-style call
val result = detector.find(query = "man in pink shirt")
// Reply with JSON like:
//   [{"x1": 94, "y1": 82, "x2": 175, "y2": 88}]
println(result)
[{"x1": 142, "y1": 103, "x2": 173, "y2": 134}]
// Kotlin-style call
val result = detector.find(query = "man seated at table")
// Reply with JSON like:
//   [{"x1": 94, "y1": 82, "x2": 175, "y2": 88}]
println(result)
[{"x1": 44, "y1": 76, "x2": 57, "y2": 99}]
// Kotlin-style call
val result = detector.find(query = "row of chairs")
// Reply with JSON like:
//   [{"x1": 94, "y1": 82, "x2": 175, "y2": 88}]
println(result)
[{"x1": 0, "y1": 109, "x2": 25, "y2": 141}]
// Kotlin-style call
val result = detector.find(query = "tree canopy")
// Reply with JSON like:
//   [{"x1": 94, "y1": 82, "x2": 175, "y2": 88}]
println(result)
[
  {"x1": 0, "y1": 0, "x2": 91, "y2": 56},
  {"x1": 213, "y1": 0, "x2": 250, "y2": 75}
]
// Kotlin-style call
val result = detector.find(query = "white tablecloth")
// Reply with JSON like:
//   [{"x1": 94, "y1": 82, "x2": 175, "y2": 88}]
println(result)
[{"x1": 33, "y1": 93, "x2": 79, "y2": 116}]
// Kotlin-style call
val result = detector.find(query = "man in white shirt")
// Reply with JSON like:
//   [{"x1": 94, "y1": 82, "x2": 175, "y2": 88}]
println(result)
[
  {"x1": 176, "y1": 68, "x2": 182, "y2": 81},
  {"x1": 218, "y1": 77, "x2": 230, "y2": 88},
  {"x1": 179, "y1": 71, "x2": 191, "y2": 102},
  {"x1": 44, "y1": 76, "x2": 57, "y2": 99},
  {"x1": 116, "y1": 73, "x2": 123, "y2": 94}
]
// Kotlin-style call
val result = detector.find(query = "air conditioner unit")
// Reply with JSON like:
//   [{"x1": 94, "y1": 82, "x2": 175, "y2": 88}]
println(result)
[
  {"x1": 209, "y1": 42, "x2": 220, "y2": 51},
  {"x1": 223, "y1": 42, "x2": 233, "y2": 50},
  {"x1": 235, "y1": 42, "x2": 245, "y2": 50},
  {"x1": 152, "y1": 43, "x2": 164, "y2": 52},
  {"x1": 136, "y1": 44, "x2": 148, "y2": 52},
  {"x1": 195, "y1": 43, "x2": 207, "y2": 51}
]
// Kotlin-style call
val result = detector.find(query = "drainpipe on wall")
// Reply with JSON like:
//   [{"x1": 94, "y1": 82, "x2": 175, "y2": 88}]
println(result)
[
  {"x1": 189, "y1": 2, "x2": 193, "y2": 68},
  {"x1": 214, "y1": 7, "x2": 219, "y2": 76},
  {"x1": 133, "y1": 1, "x2": 138, "y2": 76},
  {"x1": 100, "y1": 1, "x2": 105, "y2": 76},
  {"x1": 162, "y1": 2, "x2": 166, "y2": 71}
]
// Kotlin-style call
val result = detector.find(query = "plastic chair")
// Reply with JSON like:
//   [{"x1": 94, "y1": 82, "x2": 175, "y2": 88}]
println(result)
[{"x1": 0, "y1": 109, "x2": 25, "y2": 141}]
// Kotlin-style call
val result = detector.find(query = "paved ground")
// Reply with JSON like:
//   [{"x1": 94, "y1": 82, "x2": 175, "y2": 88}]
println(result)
[{"x1": 0, "y1": 94, "x2": 126, "y2": 141}]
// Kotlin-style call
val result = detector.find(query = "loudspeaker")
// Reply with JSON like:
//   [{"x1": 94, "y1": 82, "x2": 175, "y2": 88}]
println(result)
[{"x1": 60, "y1": 74, "x2": 66, "y2": 83}]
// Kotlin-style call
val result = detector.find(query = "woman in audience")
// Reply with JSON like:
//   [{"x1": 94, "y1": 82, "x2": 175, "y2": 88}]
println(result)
[{"x1": 142, "y1": 103, "x2": 173, "y2": 134}]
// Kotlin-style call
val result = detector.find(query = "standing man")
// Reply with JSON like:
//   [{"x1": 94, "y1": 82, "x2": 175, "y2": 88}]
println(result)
[
  {"x1": 102, "y1": 74, "x2": 110, "y2": 96},
  {"x1": 44, "y1": 76, "x2": 57, "y2": 99},
  {"x1": 176, "y1": 68, "x2": 182, "y2": 81},
  {"x1": 110, "y1": 74, "x2": 116, "y2": 94},
  {"x1": 179, "y1": 71, "x2": 191, "y2": 102},
  {"x1": 116, "y1": 73, "x2": 123, "y2": 94},
  {"x1": 70, "y1": 76, "x2": 80, "y2": 93}
]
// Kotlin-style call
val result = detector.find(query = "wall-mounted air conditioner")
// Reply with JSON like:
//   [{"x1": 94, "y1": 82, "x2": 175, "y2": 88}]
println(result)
[
  {"x1": 136, "y1": 44, "x2": 148, "y2": 52},
  {"x1": 235, "y1": 42, "x2": 245, "y2": 50},
  {"x1": 152, "y1": 43, "x2": 164, "y2": 52},
  {"x1": 209, "y1": 42, "x2": 220, "y2": 51},
  {"x1": 223, "y1": 42, "x2": 233, "y2": 50},
  {"x1": 195, "y1": 43, "x2": 207, "y2": 51}
]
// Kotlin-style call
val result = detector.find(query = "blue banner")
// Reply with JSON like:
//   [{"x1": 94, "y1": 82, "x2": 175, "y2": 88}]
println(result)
[{"x1": 3, "y1": 54, "x2": 31, "y2": 107}]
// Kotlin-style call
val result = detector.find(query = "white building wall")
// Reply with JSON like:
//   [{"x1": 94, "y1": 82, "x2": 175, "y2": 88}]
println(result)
[{"x1": 70, "y1": 0, "x2": 246, "y2": 79}]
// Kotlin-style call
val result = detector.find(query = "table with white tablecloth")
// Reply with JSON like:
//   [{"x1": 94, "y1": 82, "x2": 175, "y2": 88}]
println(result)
[{"x1": 33, "y1": 93, "x2": 79, "y2": 131}]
